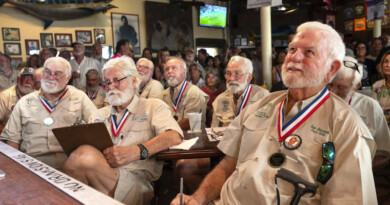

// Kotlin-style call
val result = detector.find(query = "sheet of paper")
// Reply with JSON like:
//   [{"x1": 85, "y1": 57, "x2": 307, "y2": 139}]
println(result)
[
  {"x1": 206, "y1": 127, "x2": 227, "y2": 142},
  {"x1": 169, "y1": 137, "x2": 199, "y2": 150}
]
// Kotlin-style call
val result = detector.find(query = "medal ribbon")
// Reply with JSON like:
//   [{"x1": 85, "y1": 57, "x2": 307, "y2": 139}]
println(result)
[
  {"x1": 235, "y1": 84, "x2": 252, "y2": 116},
  {"x1": 111, "y1": 109, "x2": 130, "y2": 137},
  {"x1": 86, "y1": 86, "x2": 100, "y2": 100},
  {"x1": 348, "y1": 96, "x2": 352, "y2": 105},
  {"x1": 171, "y1": 80, "x2": 188, "y2": 112},
  {"x1": 277, "y1": 87, "x2": 330, "y2": 142},
  {"x1": 39, "y1": 88, "x2": 69, "y2": 114}
]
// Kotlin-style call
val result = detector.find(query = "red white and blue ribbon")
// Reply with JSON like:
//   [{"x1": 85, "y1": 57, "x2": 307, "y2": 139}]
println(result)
[
  {"x1": 235, "y1": 84, "x2": 252, "y2": 116},
  {"x1": 39, "y1": 88, "x2": 69, "y2": 114},
  {"x1": 171, "y1": 80, "x2": 188, "y2": 112},
  {"x1": 86, "y1": 86, "x2": 100, "y2": 100},
  {"x1": 111, "y1": 109, "x2": 130, "y2": 137},
  {"x1": 277, "y1": 87, "x2": 330, "y2": 142}
]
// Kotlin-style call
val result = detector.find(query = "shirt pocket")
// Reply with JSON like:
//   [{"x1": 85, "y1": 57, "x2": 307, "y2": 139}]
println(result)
[
  {"x1": 215, "y1": 111, "x2": 235, "y2": 124},
  {"x1": 60, "y1": 104, "x2": 81, "y2": 124},
  {"x1": 123, "y1": 121, "x2": 152, "y2": 145},
  {"x1": 238, "y1": 118, "x2": 269, "y2": 163}
]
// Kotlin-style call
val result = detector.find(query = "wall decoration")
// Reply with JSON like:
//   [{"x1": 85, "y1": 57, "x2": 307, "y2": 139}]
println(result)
[
  {"x1": 75, "y1": 30, "x2": 92, "y2": 44},
  {"x1": 385, "y1": 0, "x2": 389, "y2": 13},
  {"x1": 55, "y1": 33, "x2": 72, "y2": 47},
  {"x1": 326, "y1": 14, "x2": 336, "y2": 28},
  {"x1": 111, "y1": 13, "x2": 140, "y2": 54},
  {"x1": 94, "y1": 28, "x2": 106, "y2": 44},
  {"x1": 2, "y1": 28, "x2": 20, "y2": 41},
  {"x1": 145, "y1": 1, "x2": 194, "y2": 52},
  {"x1": 11, "y1": 57, "x2": 22, "y2": 69},
  {"x1": 4, "y1": 43, "x2": 21, "y2": 55},
  {"x1": 345, "y1": 20, "x2": 354, "y2": 32},
  {"x1": 354, "y1": 4, "x2": 365, "y2": 16},
  {"x1": 234, "y1": 38, "x2": 240, "y2": 46},
  {"x1": 241, "y1": 38, "x2": 247, "y2": 46},
  {"x1": 40, "y1": 33, "x2": 54, "y2": 48},
  {"x1": 354, "y1": 18, "x2": 366, "y2": 31},
  {"x1": 343, "y1": 6, "x2": 355, "y2": 20},
  {"x1": 25, "y1": 39, "x2": 40, "y2": 55}
]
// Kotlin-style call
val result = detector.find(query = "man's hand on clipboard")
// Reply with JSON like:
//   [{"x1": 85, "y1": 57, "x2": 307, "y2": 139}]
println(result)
[{"x1": 103, "y1": 145, "x2": 139, "y2": 168}]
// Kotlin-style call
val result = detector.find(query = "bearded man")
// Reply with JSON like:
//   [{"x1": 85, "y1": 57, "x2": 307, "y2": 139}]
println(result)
[
  {"x1": 81, "y1": 69, "x2": 107, "y2": 108},
  {"x1": 62, "y1": 56, "x2": 183, "y2": 204},
  {"x1": 0, "y1": 57, "x2": 97, "y2": 169},
  {"x1": 136, "y1": 58, "x2": 163, "y2": 98},
  {"x1": 0, "y1": 67, "x2": 36, "y2": 131}
]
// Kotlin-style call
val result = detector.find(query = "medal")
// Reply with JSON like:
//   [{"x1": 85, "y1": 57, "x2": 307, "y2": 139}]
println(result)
[
  {"x1": 283, "y1": 134, "x2": 302, "y2": 150},
  {"x1": 111, "y1": 110, "x2": 130, "y2": 137},
  {"x1": 43, "y1": 117, "x2": 54, "y2": 126},
  {"x1": 269, "y1": 152, "x2": 286, "y2": 168}
]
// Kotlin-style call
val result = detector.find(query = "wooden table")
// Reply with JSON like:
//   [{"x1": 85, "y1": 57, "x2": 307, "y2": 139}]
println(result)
[
  {"x1": 0, "y1": 152, "x2": 81, "y2": 205},
  {"x1": 155, "y1": 131, "x2": 224, "y2": 162}
]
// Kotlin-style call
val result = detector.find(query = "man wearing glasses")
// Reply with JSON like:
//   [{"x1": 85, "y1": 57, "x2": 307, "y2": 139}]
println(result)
[
  {"x1": 136, "y1": 58, "x2": 164, "y2": 98},
  {"x1": 211, "y1": 56, "x2": 269, "y2": 127},
  {"x1": 172, "y1": 22, "x2": 377, "y2": 205},
  {"x1": 62, "y1": 56, "x2": 183, "y2": 204},
  {"x1": 328, "y1": 56, "x2": 390, "y2": 171},
  {"x1": 158, "y1": 57, "x2": 209, "y2": 130},
  {"x1": 0, "y1": 57, "x2": 97, "y2": 169}
]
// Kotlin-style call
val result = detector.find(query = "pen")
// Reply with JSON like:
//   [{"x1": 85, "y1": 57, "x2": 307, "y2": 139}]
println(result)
[{"x1": 180, "y1": 177, "x2": 183, "y2": 205}]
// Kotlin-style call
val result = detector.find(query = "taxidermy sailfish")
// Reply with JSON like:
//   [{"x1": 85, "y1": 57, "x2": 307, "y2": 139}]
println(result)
[{"x1": 0, "y1": 0, "x2": 116, "y2": 29}]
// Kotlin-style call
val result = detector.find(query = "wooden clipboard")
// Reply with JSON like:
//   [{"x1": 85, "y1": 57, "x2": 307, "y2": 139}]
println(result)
[{"x1": 52, "y1": 122, "x2": 113, "y2": 157}]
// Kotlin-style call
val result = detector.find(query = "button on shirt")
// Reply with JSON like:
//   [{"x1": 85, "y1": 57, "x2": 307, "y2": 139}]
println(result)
[
  {"x1": 217, "y1": 90, "x2": 377, "y2": 205},
  {"x1": 70, "y1": 56, "x2": 98, "y2": 89}
]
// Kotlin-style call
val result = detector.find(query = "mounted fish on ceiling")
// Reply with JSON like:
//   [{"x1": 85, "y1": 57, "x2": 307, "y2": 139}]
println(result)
[{"x1": 0, "y1": 0, "x2": 117, "y2": 29}]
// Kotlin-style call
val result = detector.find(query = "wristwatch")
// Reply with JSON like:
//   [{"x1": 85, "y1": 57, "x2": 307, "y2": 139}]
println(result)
[{"x1": 137, "y1": 144, "x2": 149, "y2": 160}]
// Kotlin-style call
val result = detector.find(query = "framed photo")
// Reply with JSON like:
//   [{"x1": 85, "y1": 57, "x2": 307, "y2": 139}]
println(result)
[
  {"x1": 111, "y1": 13, "x2": 140, "y2": 54},
  {"x1": 40, "y1": 33, "x2": 54, "y2": 48},
  {"x1": 345, "y1": 20, "x2": 354, "y2": 32},
  {"x1": 4, "y1": 43, "x2": 21, "y2": 55},
  {"x1": 55, "y1": 33, "x2": 72, "y2": 47},
  {"x1": 11, "y1": 57, "x2": 22, "y2": 69},
  {"x1": 326, "y1": 14, "x2": 336, "y2": 28},
  {"x1": 25, "y1": 39, "x2": 40, "y2": 55},
  {"x1": 94, "y1": 28, "x2": 106, "y2": 44},
  {"x1": 2, "y1": 28, "x2": 20, "y2": 41},
  {"x1": 354, "y1": 18, "x2": 366, "y2": 31},
  {"x1": 234, "y1": 38, "x2": 240, "y2": 46},
  {"x1": 75, "y1": 30, "x2": 92, "y2": 44},
  {"x1": 241, "y1": 38, "x2": 247, "y2": 46}
]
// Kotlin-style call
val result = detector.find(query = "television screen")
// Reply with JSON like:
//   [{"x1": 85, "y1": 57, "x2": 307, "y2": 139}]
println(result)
[{"x1": 199, "y1": 4, "x2": 227, "y2": 28}]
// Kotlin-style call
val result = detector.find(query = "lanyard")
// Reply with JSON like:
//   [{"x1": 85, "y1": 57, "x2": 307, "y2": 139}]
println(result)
[
  {"x1": 86, "y1": 86, "x2": 100, "y2": 100},
  {"x1": 111, "y1": 109, "x2": 130, "y2": 137},
  {"x1": 39, "y1": 88, "x2": 69, "y2": 114},
  {"x1": 171, "y1": 80, "x2": 188, "y2": 112},
  {"x1": 233, "y1": 84, "x2": 252, "y2": 116}
]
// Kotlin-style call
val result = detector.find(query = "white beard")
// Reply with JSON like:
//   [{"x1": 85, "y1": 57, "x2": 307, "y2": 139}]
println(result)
[
  {"x1": 227, "y1": 80, "x2": 248, "y2": 94},
  {"x1": 282, "y1": 61, "x2": 330, "y2": 88},
  {"x1": 18, "y1": 84, "x2": 34, "y2": 95},
  {"x1": 73, "y1": 50, "x2": 84, "y2": 56},
  {"x1": 41, "y1": 79, "x2": 65, "y2": 94},
  {"x1": 166, "y1": 75, "x2": 180, "y2": 87},
  {"x1": 107, "y1": 87, "x2": 134, "y2": 106}
]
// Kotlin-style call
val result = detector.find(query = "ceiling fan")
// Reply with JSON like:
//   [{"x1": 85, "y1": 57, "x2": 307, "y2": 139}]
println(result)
[{"x1": 169, "y1": 0, "x2": 206, "y2": 7}]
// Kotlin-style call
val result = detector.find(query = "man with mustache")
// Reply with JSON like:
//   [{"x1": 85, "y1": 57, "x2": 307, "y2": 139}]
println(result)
[
  {"x1": 70, "y1": 41, "x2": 98, "y2": 89},
  {"x1": 328, "y1": 56, "x2": 390, "y2": 171},
  {"x1": 0, "y1": 53, "x2": 18, "y2": 92},
  {"x1": 136, "y1": 57, "x2": 163, "y2": 98},
  {"x1": 158, "y1": 57, "x2": 209, "y2": 130},
  {"x1": 211, "y1": 56, "x2": 269, "y2": 127},
  {"x1": 0, "y1": 57, "x2": 97, "y2": 169},
  {"x1": 172, "y1": 22, "x2": 377, "y2": 205},
  {"x1": 81, "y1": 69, "x2": 107, "y2": 108},
  {"x1": 62, "y1": 56, "x2": 183, "y2": 204},
  {"x1": 0, "y1": 67, "x2": 35, "y2": 131}
]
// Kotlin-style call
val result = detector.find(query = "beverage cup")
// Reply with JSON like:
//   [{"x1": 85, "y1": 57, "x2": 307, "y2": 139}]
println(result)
[{"x1": 188, "y1": 113, "x2": 202, "y2": 133}]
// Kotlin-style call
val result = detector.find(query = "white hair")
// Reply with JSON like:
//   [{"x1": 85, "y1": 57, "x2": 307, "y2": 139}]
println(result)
[
  {"x1": 43, "y1": 57, "x2": 71, "y2": 77},
  {"x1": 330, "y1": 56, "x2": 362, "y2": 87},
  {"x1": 167, "y1": 56, "x2": 187, "y2": 70},
  {"x1": 137, "y1": 57, "x2": 154, "y2": 72},
  {"x1": 102, "y1": 56, "x2": 140, "y2": 92},
  {"x1": 228, "y1": 56, "x2": 253, "y2": 74}
]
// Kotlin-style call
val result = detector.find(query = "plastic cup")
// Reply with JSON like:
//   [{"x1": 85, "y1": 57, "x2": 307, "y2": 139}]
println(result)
[{"x1": 188, "y1": 113, "x2": 202, "y2": 133}]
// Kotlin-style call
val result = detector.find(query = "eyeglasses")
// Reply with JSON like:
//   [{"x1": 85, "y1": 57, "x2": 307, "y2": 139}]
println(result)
[
  {"x1": 101, "y1": 75, "x2": 130, "y2": 89},
  {"x1": 43, "y1": 68, "x2": 65, "y2": 79},
  {"x1": 207, "y1": 75, "x2": 217, "y2": 79},
  {"x1": 317, "y1": 142, "x2": 335, "y2": 184},
  {"x1": 136, "y1": 65, "x2": 150, "y2": 70},
  {"x1": 224, "y1": 71, "x2": 248, "y2": 78},
  {"x1": 344, "y1": 61, "x2": 359, "y2": 73}
]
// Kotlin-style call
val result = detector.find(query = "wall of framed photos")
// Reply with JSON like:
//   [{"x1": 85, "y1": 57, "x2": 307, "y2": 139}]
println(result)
[{"x1": 0, "y1": 0, "x2": 227, "y2": 66}]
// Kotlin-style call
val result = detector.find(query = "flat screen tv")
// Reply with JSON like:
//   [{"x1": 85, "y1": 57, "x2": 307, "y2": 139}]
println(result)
[{"x1": 199, "y1": 4, "x2": 227, "y2": 29}]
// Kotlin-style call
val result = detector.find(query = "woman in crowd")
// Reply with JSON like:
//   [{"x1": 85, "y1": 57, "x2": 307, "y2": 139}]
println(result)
[
  {"x1": 200, "y1": 71, "x2": 222, "y2": 127},
  {"x1": 27, "y1": 54, "x2": 40, "y2": 69},
  {"x1": 189, "y1": 63, "x2": 205, "y2": 87},
  {"x1": 142, "y1": 47, "x2": 153, "y2": 61},
  {"x1": 204, "y1": 56, "x2": 215, "y2": 73},
  {"x1": 355, "y1": 41, "x2": 378, "y2": 88},
  {"x1": 372, "y1": 50, "x2": 390, "y2": 126},
  {"x1": 272, "y1": 50, "x2": 286, "y2": 85}
]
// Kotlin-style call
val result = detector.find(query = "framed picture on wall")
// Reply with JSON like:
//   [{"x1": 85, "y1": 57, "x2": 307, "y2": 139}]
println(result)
[
  {"x1": 25, "y1": 39, "x2": 40, "y2": 55},
  {"x1": 325, "y1": 14, "x2": 336, "y2": 28},
  {"x1": 4, "y1": 43, "x2": 21, "y2": 55},
  {"x1": 94, "y1": 28, "x2": 106, "y2": 44},
  {"x1": 11, "y1": 57, "x2": 22, "y2": 69},
  {"x1": 40, "y1": 33, "x2": 54, "y2": 48},
  {"x1": 354, "y1": 18, "x2": 366, "y2": 31},
  {"x1": 2, "y1": 28, "x2": 20, "y2": 41},
  {"x1": 75, "y1": 30, "x2": 92, "y2": 44},
  {"x1": 111, "y1": 13, "x2": 140, "y2": 54},
  {"x1": 55, "y1": 33, "x2": 72, "y2": 47}
]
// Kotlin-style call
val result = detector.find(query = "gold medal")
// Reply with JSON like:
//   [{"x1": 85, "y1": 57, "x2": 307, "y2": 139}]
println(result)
[{"x1": 43, "y1": 117, "x2": 54, "y2": 126}]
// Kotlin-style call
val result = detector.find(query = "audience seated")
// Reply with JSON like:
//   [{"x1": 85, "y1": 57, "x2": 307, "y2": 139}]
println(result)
[
  {"x1": 136, "y1": 57, "x2": 164, "y2": 98},
  {"x1": 372, "y1": 50, "x2": 390, "y2": 126},
  {"x1": 0, "y1": 53, "x2": 18, "y2": 92},
  {"x1": 81, "y1": 69, "x2": 107, "y2": 109}
]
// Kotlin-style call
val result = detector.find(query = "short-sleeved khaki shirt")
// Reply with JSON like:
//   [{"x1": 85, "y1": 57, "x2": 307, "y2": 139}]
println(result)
[
  {"x1": 0, "y1": 85, "x2": 20, "y2": 127},
  {"x1": 211, "y1": 84, "x2": 269, "y2": 127},
  {"x1": 0, "y1": 70, "x2": 18, "y2": 92},
  {"x1": 139, "y1": 79, "x2": 164, "y2": 99},
  {"x1": 81, "y1": 86, "x2": 107, "y2": 109}
]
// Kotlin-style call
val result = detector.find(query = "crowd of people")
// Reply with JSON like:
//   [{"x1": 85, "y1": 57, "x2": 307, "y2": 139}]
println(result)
[{"x1": 0, "y1": 21, "x2": 389, "y2": 205}]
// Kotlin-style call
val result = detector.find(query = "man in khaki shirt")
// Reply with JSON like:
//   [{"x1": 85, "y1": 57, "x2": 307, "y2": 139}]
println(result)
[
  {"x1": 0, "y1": 53, "x2": 18, "y2": 92},
  {"x1": 158, "y1": 57, "x2": 209, "y2": 131},
  {"x1": 0, "y1": 67, "x2": 35, "y2": 131},
  {"x1": 172, "y1": 22, "x2": 377, "y2": 205},
  {"x1": 81, "y1": 69, "x2": 107, "y2": 108},
  {"x1": 0, "y1": 57, "x2": 97, "y2": 169},
  {"x1": 211, "y1": 56, "x2": 269, "y2": 127},
  {"x1": 62, "y1": 56, "x2": 182, "y2": 204},
  {"x1": 136, "y1": 57, "x2": 163, "y2": 98}
]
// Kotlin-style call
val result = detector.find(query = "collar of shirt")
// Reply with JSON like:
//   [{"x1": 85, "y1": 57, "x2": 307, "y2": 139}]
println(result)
[
  {"x1": 110, "y1": 94, "x2": 140, "y2": 116},
  {"x1": 170, "y1": 80, "x2": 186, "y2": 100}
]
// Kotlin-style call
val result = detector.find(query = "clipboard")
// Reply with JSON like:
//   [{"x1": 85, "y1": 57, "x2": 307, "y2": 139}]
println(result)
[{"x1": 52, "y1": 122, "x2": 113, "y2": 157}]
